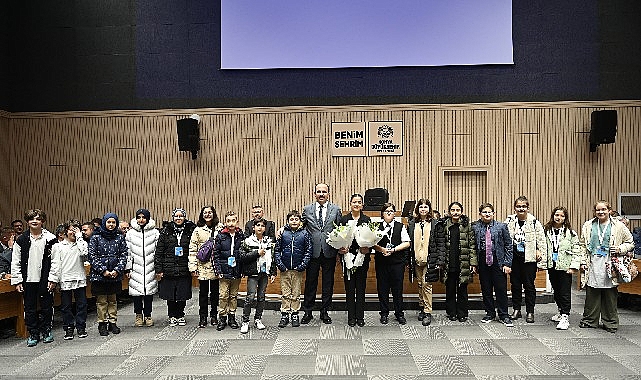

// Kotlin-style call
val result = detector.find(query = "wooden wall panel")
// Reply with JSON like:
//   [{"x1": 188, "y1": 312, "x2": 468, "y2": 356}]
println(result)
[{"x1": 4, "y1": 101, "x2": 641, "y2": 236}]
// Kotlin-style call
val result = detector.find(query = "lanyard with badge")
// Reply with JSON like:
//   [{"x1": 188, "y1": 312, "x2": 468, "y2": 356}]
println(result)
[
  {"x1": 174, "y1": 230, "x2": 184, "y2": 257},
  {"x1": 596, "y1": 222, "x2": 609, "y2": 257},
  {"x1": 385, "y1": 222, "x2": 394, "y2": 250},
  {"x1": 549, "y1": 228, "x2": 562, "y2": 262},
  {"x1": 515, "y1": 221, "x2": 526, "y2": 254},
  {"x1": 228, "y1": 234, "x2": 237, "y2": 267}
]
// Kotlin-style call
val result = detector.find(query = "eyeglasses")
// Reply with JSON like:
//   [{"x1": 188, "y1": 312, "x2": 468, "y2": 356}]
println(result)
[{"x1": 384, "y1": 210, "x2": 395, "y2": 214}]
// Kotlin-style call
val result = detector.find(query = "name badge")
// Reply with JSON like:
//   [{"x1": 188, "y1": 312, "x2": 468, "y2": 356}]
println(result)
[
  {"x1": 516, "y1": 242, "x2": 525, "y2": 253},
  {"x1": 596, "y1": 246, "x2": 608, "y2": 257},
  {"x1": 552, "y1": 252, "x2": 558, "y2": 262},
  {"x1": 228, "y1": 256, "x2": 236, "y2": 267},
  {"x1": 174, "y1": 247, "x2": 183, "y2": 257}
]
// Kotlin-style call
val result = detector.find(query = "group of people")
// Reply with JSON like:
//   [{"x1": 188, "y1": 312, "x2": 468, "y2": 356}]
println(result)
[{"x1": 4, "y1": 183, "x2": 636, "y2": 347}]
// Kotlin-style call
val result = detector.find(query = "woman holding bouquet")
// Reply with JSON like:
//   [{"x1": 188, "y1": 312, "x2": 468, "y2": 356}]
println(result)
[{"x1": 339, "y1": 194, "x2": 373, "y2": 327}]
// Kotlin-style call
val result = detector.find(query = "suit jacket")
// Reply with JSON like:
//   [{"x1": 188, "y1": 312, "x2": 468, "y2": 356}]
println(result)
[{"x1": 303, "y1": 201, "x2": 342, "y2": 258}]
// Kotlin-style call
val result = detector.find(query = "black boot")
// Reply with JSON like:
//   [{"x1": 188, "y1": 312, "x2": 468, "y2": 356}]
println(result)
[
  {"x1": 108, "y1": 322, "x2": 121, "y2": 334},
  {"x1": 98, "y1": 322, "x2": 109, "y2": 336},
  {"x1": 217, "y1": 315, "x2": 227, "y2": 331},
  {"x1": 228, "y1": 314, "x2": 239, "y2": 329}
]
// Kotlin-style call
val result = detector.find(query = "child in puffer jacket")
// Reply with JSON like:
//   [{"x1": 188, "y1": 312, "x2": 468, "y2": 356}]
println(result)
[
  {"x1": 274, "y1": 210, "x2": 312, "y2": 328},
  {"x1": 212, "y1": 211, "x2": 245, "y2": 331}
]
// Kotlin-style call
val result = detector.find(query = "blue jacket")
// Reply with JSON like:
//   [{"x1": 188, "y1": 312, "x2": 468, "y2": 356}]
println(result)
[
  {"x1": 275, "y1": 224, "x2": 312, "y2": 272},
  {"x1": 87, "y1": 232, "x2": 128, "y2": 282},
  {"x1": 472, "y1": 220, "x2": 513, "y2": 268},
  {"x1": 212, "y1": 227, "x2": 245, "y2": 279}
]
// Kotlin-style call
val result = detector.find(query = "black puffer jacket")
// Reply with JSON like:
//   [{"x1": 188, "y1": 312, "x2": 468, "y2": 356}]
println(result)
[
  {"x1": 155, "y1": 221, "x2": 196, "y2": 278},
  {"x1": 440, "y1": 215, "x2": 478, "y2": 284},
  {"x1": 407, "y1": 218, "x2": 446, "y2": 283},
  {"x1": 213, "y1": 227, "x2": 245, "y2": 279}
]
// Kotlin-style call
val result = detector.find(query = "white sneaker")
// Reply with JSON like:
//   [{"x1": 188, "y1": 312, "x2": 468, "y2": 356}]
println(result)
[
  {"x1": 168, "y1": 317, "x2": 178, "y2": 327},
  {"x1": 550, "y1": 312, "x2": 562, "y2": 322},
  {"x1": 240, "y1": 322, "x2": 249, "y2": 334},
  {"x1": 254, "y1": 319, "x2": 266, "y2": 330},
  {"x1": 556, "y1": 314, "x2": 570, "y2": 330},
  {"x1": 177, "y1": 317, "x2": 186, "y2": 326}
]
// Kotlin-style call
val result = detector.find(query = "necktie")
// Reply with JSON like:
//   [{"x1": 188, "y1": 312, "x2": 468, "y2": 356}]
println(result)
[
  {"x1": 485, "y1": 226, "x2": 493, "y2": 266},
  {"x1": 318, "y1": 204, "x2": 324, "y2": 226}
]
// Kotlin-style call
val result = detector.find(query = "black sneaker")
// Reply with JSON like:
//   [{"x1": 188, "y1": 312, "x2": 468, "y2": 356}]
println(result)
[
  {"x1": 64, "y1": 327, "x2": 74, "y2": 340},
  {"x1": 77, "y1": 329, "x2": 88, "y2": 338},
  {"x1": 278, "y1": 313, "x2": 289, "y2": 328},
  {"x1": 291, "y1": 312, "x2": 300, "y2": 327},
  {"x1": 500, "y1": 317, "x2": 514, "y2": 327},
  {"x1": 481, "y1": 315, "x2": 495, "y2": 323},
  {"x1": 198, "y1": 316, "x2": 208, "y2": 328}
]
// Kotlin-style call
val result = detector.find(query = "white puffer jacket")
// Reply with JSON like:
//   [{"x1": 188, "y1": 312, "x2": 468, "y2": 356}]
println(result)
[{"x1": 126, "y1": 218, "x2": 160, "y2": 296}]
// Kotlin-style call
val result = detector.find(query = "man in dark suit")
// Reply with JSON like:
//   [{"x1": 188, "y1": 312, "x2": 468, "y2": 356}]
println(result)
[
  {"x1": 301, "y1": 183, "x2": 342, "y2": 324},
  {"x1": 243, "y1": 205, "x2": 276, "y2": 239}
]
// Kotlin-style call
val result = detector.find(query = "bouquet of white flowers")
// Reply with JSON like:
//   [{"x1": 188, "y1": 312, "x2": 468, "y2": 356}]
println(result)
[
  {"x1": 355, "y1": 221, "x2": 384, "y2": 248},
  {"x1": 326, "y1": 220, "x2": 356, "y2": 250}
]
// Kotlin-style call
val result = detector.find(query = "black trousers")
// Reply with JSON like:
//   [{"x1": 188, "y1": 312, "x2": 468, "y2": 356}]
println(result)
[
  {"x1": 132, "y1": 294, "x2": 154, "y2": 317},
  {"x1": 510, "y1": 255, "x2": 537, "y2": 313},
  {"x1": 61, "y1": 287, "x2": 88, "y2": 330},
  {"x1": 198, "y1": 279, "x2": 219, "y2": 317},
  {"x1": 445, "y1": 271, "x2": 469, "y2": 318},
  {"x1": 344, "y1": 260, "x2": 370, "y2": 321},
  {"x1": 375, "y1": 260, "x2": 405, "y2": 318},
  {"x1": 303, "y1": 255, "x2": 337, "y2": 314},
  {"x1": 478, "y1": 262, "x2": 509, "y2": 319},
  {"x1": 167, "y1": 300, "x2": 186, "y2": 318},
  {"x1": 548, "y1": 269, "x2": 572, "y2": 315},
  {"x1": 23, "y1": 282, "x2": 54, "y2": 336}
]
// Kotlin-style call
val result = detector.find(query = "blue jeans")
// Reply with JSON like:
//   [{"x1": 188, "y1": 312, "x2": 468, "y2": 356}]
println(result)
[
  {"x1": 60, "y1": 287, "x2": 88, "y2": 330},
  {"x1": 243, "y1": 273, "x2": 268, "y2": 320}
]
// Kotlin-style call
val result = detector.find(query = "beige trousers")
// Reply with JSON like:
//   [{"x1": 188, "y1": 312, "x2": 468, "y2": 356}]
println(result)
[
  {"x1": 218, "y1": 278, "x2": 241, "y2": 315},
  {"x1": 280, "y1": 270, "x2": 303, "y2": 313},
  {"x1": 96, "y1": 294, "x2": 118, "y2": 323},
  {"x1": 415, "y1": 265, "x2": 433, "y2": 313}
]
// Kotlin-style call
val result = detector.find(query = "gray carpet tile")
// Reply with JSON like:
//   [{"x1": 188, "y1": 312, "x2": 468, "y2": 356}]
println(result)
[
  {"x1": 2, "y1": 287, "x2": 641, "y2": 379},
  {"x1": 413, "y1": 355, "x2": 474, "y2": 376},
  {"x1": 315, "y1": 354, "x2": 367, "y2": 376}
]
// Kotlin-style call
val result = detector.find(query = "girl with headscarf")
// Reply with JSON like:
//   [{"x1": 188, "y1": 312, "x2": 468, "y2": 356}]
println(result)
[
  {"x1": 125, "y1": 208, "x2": 160, "y2": 327},
  {"x1": 155, "y1": 208, "x2": 196, "y2": 326},
  {"x1": 87, "y1": 213, "x2": 128, "y2": 336}
]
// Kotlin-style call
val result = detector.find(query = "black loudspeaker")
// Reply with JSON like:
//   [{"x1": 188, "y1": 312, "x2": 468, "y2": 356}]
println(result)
[
  {"x1": 589, "y1": 110, "x2": 617, "y2": 152},
  {"x1": 177, "y1": 117, "x2": 200, "y2": 159},
  {"x1": 363, "y1": 188, "x2": 389, "y2": 211}
]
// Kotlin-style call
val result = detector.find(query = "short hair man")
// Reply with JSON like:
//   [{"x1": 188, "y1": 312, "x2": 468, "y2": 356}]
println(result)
[
  {"x1": 80, "y1": 222, "x2": 94, "y2": 243},
  {"x1": 11, "y1": 220, "x2": 24, "y2": 235},
  {"x1": 119, "y1": 221, "x2": 130, "y2": 235},
  {"x1": 300, "y1": 183, "x2": 342, "y2": 325},
  {"x1": 244, "y1": 205, "x2": 276, "y2": 239}
]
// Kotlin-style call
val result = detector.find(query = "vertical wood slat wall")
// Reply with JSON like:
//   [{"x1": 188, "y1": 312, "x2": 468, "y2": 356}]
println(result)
[{"x1": 3, "y1": 101, "x2": 641, "y2": 234}]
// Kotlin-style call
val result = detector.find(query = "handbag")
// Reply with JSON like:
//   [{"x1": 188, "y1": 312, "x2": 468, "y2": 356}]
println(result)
[
  {"x1": 612, "y1": 255, "x2": 638, "y2": 283},
  {"x1": 196, "y1": 237, "x2": 215, "y2": 262}
]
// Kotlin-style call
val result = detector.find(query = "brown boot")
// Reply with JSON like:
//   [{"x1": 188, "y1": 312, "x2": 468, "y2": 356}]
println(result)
[{"x1": 135, "y1": 314, "x2": 144, "y2": 327}]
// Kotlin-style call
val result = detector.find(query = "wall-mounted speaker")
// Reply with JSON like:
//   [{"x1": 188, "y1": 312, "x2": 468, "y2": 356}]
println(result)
[
  {"x1": 589, "y1": 110, "x2": 617, "y2": 152},
  {"x1": 177, "y1": 116, "x2": 200, "y2": 159},
  {"x1": 363, "y1": 188, "x2": 389, "y2": 211}
]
